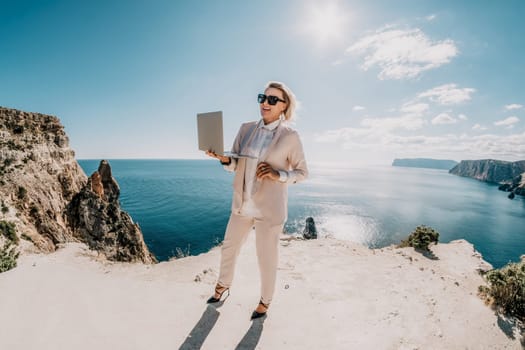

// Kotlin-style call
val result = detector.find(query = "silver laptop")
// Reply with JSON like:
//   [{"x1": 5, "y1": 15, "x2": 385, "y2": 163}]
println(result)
[{"x1": 196, "y1": 111, "x2": 255, "y2": 158}]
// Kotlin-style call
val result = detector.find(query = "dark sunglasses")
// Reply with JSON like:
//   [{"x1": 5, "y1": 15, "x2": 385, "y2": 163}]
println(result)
[{"x1": 257, "y1": 94, "x2": 286, "y2": 105}]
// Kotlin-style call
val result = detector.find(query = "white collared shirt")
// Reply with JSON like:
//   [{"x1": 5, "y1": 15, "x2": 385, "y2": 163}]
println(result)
[{"x1": 227, "y1": 118, "x2": 287, "y2": 217}]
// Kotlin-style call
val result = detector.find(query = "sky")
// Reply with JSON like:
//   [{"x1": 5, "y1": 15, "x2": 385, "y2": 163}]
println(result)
[{"x1": 1, "y1": 0, "x2": 524, "y2": 165}]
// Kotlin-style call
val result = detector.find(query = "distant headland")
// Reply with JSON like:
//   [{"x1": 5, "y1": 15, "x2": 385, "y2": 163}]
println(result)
[
  {"x1": 392, "y1": 158, "x2": 525, "y2": 199},
  {"x1": 449, "y1": 159, "x2": 525, "y2": 199},
  {"x1": 392, "y1": 158, "x2": 458, "y2": 170}
]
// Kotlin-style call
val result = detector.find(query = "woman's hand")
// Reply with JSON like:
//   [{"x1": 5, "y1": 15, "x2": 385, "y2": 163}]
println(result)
[
  {"x1": 256, "y1": 162, "x2": 279, "y2": 181},
  {"x1": 206, "y1": 150, "x2": 231, "y2": 164}
]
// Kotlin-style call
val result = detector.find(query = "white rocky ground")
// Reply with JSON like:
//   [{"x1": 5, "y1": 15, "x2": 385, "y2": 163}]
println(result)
[{"x1": 0, "y1": 233, "x2": 522, "y2": 350}]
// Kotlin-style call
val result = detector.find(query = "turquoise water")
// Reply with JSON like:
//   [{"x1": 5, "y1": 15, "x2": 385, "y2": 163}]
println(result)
[{"x1": 78, "y1": 160, "x2": 525, "y2": 268}]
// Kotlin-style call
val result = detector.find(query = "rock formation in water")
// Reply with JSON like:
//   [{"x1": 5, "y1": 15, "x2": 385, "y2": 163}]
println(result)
[
  {"x1": 498, "y1": 173, "x2": 525, "y2": 199},
  {"x1": 303, "y1": 217, "x2": 318, "y2": 240},
  {"x1": 449, "y1": 159, "x2": 525, "y2": 183},
  {"x1": 0, "y1": 106, "x2": 157, "y2": 263},
  {"x1": 392, "y1": 158, "x2": 458, "y2": 170},
  {"x1": 67, "y1": 160, "x2": 157, "y2": 263}
]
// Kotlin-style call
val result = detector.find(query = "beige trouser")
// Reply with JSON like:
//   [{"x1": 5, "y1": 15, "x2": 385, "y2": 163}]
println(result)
[{"x1": 217, "y1": 213, "x2": 283, "y2": 305}]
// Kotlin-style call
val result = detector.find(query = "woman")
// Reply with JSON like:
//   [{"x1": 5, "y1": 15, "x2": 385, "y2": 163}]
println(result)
[{"x1": 205, "y1": 81, "x2": 308, "y2": 320}]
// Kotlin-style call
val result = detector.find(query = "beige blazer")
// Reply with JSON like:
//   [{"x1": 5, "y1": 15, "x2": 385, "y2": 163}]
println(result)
[{"x1": 225, "y1": 121, "x2": 308, "y2": 225}]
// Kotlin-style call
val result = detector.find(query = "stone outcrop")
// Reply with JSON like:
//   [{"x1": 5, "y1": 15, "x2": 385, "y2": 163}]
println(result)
[
  {"x1": 0, "y1": 106, "x2": 156, "y2": 263},
  {"x1": 67, "y1": 161, "x2": 157, "y2": 263},
  {"x1": 449, "y1": 159, "x2": 525, "y2": 183},
  {"x1": 303, "y1": 217, "x2": 318, "y2": 240},
  {"x1": 392, "y1": 158, "x2": 458, "y2": 170},
  {"x1": 498, "y1": 173, "x2": 525, "y2": 199}
]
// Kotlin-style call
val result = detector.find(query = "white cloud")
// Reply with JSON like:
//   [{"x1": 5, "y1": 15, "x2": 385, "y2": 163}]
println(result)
[
  {"x1": 460, "y1": 132, "x2": 525, "y2": 158},
  {"x1": 314, "y1": 127, "x2": 378, "y2": 144},
  {"x1": 494, "y1": 116, "x2": 520, "y2": 127},
  {"x1": 313, "y1": 95, "x2": 523, "y2": 164},
  {"x1": 346, "y1": 27, "x2": 458, "y2": 80},
  {"x1": 332, "y1": 59, "x2": 344, "y2": 66},
  {"x1": 505, "y1": 104, "x2": 523, "y2": 110},
  {"x1": 400, "y1": 102, "x2": 429, "y2": 116},
  {"x1": 425, "y1": 14, "x2": 437, "y2": 21},
  {"x1": 432, "y1": 113, "x2": 457, "y2": 125},
  {"x1": 314, "y1": 126, "x2": 525, "y2": 162},
  {"x1": 361, "y1": 114, "x2": 425, "y2": 131},
  {"x1": 418, "y1": 84, "x2": 475, "y2": 105},
  {"x1": 472, "y1": 123, "x2": 488, "y2": 131},
  {"x1": 352, "y1": 105, "x2": 366, "y2": 111}
]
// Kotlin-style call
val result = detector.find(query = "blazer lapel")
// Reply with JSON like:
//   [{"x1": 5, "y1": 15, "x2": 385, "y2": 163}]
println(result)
[{"x1": 238, "y1": 122, "x2": 258, "y2": 157}]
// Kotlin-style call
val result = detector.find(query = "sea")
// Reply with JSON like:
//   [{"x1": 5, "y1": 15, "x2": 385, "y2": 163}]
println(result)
[{"x1": 78, "y1": 159, "x2": 525, "y2": 268}]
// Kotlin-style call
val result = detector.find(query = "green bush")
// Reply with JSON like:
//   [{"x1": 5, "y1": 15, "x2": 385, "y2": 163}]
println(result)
[
  {"x1": 398, "y1": 225, "x2": 439, "y2": 251},
  {"x1": 29, "y1": 204, "x2": 39, "y2": 217},
  {"x1": 7, "y1": 140, "x2": 22, "y2": 151},
  {"x1": 0, "y1": 221, "x2": 18, "y2": 244},
  {"x1": 13, "y1": 125, "x2": 24, "y2": 134},
  {"x1": 17, "y1": 186, "x2": 27, "y2": 200},
  {"x1": 21, "y1": 233, "x2": 33, "y2": 243},
  {"x1": 1, "y1": 201, "x2": 8, "y2": 214},
  {"x1": 0, "y1": 240, "x2": 19, "y2": 273},
  {"x1": 3, "y1": 157, "x2": 14, "y2": 167},
  {"x1": 479, "y1": 258, "x2": 525, "y2": 321},
  {"x1": 169, "y1": 244, "x2": 191, "y2": 260}
]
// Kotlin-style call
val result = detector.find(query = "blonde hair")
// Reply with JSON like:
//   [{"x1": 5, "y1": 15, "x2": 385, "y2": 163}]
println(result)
[{"x1": 265, "y1": 81, "x2": 297, "y2": 121}]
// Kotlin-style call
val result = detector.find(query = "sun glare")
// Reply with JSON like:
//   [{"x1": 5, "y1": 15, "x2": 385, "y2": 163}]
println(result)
[{"x1": 304, "y1": 2, "x2": 348, "y2": 44}]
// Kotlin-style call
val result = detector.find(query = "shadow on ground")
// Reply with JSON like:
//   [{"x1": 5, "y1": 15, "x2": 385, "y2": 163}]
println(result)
[
  {"x1": 496, "y1": 312, "x2": 524, "y2": 346},
  {"x1": 178, "y1": 302, "x2": 266, "y2": 350},
  {"x1": 179, "y1": 305, "x2": 221, "y2": 350},
  {"x1": 413, "y1": 247, "x2": 439, "y2": 260},
  {"x1": 235, "y1": 315, "x2": 266, "y2": 350}
]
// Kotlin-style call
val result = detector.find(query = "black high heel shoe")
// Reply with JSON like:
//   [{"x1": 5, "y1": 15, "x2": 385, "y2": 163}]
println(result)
[
  {"x1": 206, "y1": 284, "x2": 230, "y2": 304},
  {"x1": 250, "y1": 300, "x2": 269, "y2": 320}
]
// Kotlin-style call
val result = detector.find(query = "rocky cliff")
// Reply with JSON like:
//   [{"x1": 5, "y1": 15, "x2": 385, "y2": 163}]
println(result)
[
  {"x1": 449, "y1": 159, "x2": 525, "y2": 199},
  {"x1": 0, "y1": 106, "x2": 156, "y2": 263},
  {"x1": 449, "y1": 159, "x2": 525, "y2": 183}
]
